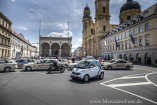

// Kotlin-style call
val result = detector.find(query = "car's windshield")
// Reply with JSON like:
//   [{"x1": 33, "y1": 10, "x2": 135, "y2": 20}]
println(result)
[
  {"x1": 76, "y1": 61, "x2": 91, "y2": 69},
  {"x1": 109, "y1": 60, "x2": 116, "y2": 63}
]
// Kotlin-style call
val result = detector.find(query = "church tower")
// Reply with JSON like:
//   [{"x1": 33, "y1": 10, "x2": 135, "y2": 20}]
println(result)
[
  {"x1": 95, "y1": 0, "x2": 110, "y2": 56},
  {"x1": 82, "y1": 4, "x2": 92, "y2": 57}
]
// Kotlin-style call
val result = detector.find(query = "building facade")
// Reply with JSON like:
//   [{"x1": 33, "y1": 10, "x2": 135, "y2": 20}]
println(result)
[
  {"x1": 11, "y1": 29, "x2": 38, "y2": 59},
  {"x1": 101, "y1": 3, "x2": 157, "y2": 65},
  {"x1": 39, "y1": 36, "x2": 72, "y2": 57},
  {"x1": 82, "y1": 0, "x2": 118, "y2": 57},
  {"x1": 0, "y1": 12, "x2": 12, "y2": 59}
]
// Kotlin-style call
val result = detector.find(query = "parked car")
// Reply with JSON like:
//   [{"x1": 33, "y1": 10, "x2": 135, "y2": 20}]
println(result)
[
  {"x1": 71, "y1": 60, "x2": 104, "y2": 82},
  {"x1": 67, "y1": 60, "x2": 80, "y2": 70},
  {"x1": 16, "y1": 59, "x2": 36, "y2": 68},
  {"x1": 0, "y1": 60, "x2": 17, "y2": 72},
  {"x1": 102, "y1": 59, "x2": 133, "y2": 70},
  {"x1": 58, "y1": 59, "x2": 69, "y2": 68},
  {"x1": 23, "y1": 59, "x2": 62, "y2": 71}
]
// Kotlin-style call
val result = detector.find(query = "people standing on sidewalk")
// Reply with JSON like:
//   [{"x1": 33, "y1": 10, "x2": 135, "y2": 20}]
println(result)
[{"x1": 155, "y1": 59, "x2": 157, "y2": 67}]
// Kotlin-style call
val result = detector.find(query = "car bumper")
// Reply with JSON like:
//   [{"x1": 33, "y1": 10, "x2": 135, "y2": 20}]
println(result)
[{"x1": 71, "y1": 73, "x2": 84, "y2": 80}]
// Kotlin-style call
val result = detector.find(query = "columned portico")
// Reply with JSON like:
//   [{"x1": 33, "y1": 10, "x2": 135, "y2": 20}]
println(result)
[{"x1": 39, "y1": 36, "x2": 72, "y2": 57}]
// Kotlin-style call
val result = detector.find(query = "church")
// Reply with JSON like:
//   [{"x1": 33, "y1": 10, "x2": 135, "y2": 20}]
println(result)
[{"x1": 82, "y1": 0, "x2": 118, "y2": 57}]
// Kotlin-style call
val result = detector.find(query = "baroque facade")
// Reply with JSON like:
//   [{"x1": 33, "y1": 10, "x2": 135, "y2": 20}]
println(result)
[
  {"x1": 101, "y1": 2, "x2": 157, "y2": 65},
  {"x1": 82, "y1": 0, "x2": 117, "y2": 57},
  {"x1": 11, "y1": 29, "x2": 38, "y2": 59},
  {"x1": 39, "y1": 36, "x2": 72, "y2": 57},
  {"x1": 0, "y1": 12, "x2": 12, "y2": 59}
]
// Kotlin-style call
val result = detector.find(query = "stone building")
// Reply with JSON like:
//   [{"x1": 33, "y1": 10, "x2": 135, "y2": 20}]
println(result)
[
  {"x1": 11, "y1": 29, "x2": 38, "y2": 59},
  {"x1": 39, "y1": 36, "x2": 72, "y2": 57},
  {"x1": 101, "y1": 2, "x2": 157, "y2": 65},
  {"x1": 0, "y1": 12, "x2": 12, "y2": 59},
  {"x1": 82, "y1": 0, "x2": 118, "y2": 57}
]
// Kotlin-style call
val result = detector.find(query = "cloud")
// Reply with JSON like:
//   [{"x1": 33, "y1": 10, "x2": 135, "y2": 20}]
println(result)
[
  {"x1": 47, "y1": 31, "x2": 73, "y2": 37},
  {"x1": 29, "y1": 9, "x2": 44, "y2": 20},
  {"x1": 57, "y1": 22, "x2": 69, "y2": 30},
  {"x1": 78, "y1": 39, "x2": 82, "y2": 42},
  {"x1": 72, "y1": 44, "x2": 82, "y2": 52},
  {"x1": 18, "y1": 27, "x2": 28, "y2": 31},
  {"x1": 11, "y1": 0, "x2": 15, "y2": 2}
]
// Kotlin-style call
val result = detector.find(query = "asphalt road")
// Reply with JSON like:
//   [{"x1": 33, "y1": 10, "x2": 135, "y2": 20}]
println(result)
[{"x1": 0, "y1": 65, "x2": 157, "y2": 105}]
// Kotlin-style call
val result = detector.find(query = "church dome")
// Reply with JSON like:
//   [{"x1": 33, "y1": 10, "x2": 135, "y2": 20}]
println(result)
[
  {"x1": 84, "y1": 4, "x2": 90, "y2": 11},
  {"x1": 120, "y1": 0, "x2": 141, "y2": 13}
]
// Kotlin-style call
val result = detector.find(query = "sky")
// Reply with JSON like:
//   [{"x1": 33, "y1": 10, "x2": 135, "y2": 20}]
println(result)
[{"x1": 0, "y1": 0, "x2": 157, "y2": 52}]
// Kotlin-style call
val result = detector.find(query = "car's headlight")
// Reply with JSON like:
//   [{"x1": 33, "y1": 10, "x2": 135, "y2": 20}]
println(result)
[{"x1": 80, "y1": 70, "x2": 85, "y2": 73}]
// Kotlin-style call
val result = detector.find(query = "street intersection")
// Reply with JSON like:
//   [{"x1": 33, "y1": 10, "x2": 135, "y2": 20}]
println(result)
[{"x1": 0, "y1": 65, "x2": 157, "y2": 105}]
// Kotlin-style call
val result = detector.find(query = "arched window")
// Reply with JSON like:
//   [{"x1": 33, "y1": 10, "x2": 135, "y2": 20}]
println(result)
[
  {"x1": 103, "y1": 7, "x2": 105, "y2": 13},
  {"x1": 103, "y1": 25, "x2": 106, "y2": 31}
]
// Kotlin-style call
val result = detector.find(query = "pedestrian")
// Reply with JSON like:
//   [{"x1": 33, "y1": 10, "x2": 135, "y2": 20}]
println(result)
[
  {"x1": 72, "y1": 57, "x2": 75, "y2": 63},
  {"x1": 155, "y1": 59, "x2": 157, "y2": 67},
  {"x1": 99, "y1": 58, "x2": 103, "y2": 63}
]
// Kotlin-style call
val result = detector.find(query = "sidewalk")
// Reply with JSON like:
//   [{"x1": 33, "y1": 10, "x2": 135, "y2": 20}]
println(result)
[{"x1": 134, "y1": 64, "x2": 157, "y2": 68}]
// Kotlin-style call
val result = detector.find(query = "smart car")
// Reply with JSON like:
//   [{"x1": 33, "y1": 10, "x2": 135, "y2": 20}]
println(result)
[{"x1": 71, "y1": 60, "x2": 104, "y2": 82}]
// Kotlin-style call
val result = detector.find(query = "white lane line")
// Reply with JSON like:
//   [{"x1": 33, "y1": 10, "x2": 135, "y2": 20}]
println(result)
[
  {"x1": 119, "y1": 76, "x2": 145, "y2": 79},
  {"x1": 100, "y1": 72, "x2": 157, "y2": 105},
  {"x1": 145, "y1": 72, "x2": 157, "y2": 88},
  {"x1": 113, "y1": 87, "x2": 157, "y2": 105},
  {"x1": 106, "y1": 82, "x2": 151, "y2": 88}
]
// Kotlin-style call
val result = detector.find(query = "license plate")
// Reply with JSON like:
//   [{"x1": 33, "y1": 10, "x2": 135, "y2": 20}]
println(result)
[{"x1": 73, "y1": 75, "x2": 78, "y2": 77}]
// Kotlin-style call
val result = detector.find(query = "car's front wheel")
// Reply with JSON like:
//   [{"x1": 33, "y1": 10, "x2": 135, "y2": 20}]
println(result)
[
  {"x1": 83, "y1": 75, "x2": 89, "y2": 82},
  {"x1": 125, "y1": 66, "x2": 130, "y2": 70},
  {"x1": 99, "y1": 72, "x2": 104, "y2": 79},
  {"x1": 4, "y1": 67, "x2": 11, "y2": 72},
  {"x1": 25, "y1": 66, "x2": 32, "y2": 71},
  {"x1": 107, "y1": 66, "x2": 112, "y2": 70}
]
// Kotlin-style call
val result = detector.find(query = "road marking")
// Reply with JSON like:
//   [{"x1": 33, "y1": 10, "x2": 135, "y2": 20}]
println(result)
[
  {"x1": 106, "y1": 82, "x2": 151, "y2": 88},
  {"x1": 100, "y1": 72, "x2": 157, "y2": 105},
  {"x1": 145, "y1": 72, "x2": 157, "y2": 88},
  {"x1": 119, "y1": 76, "x2": 145, "y2": 79}
]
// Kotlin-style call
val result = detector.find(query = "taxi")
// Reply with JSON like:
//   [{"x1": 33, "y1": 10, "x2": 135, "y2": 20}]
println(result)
[
  {"x1": 71, "y1": 60, "x2": 104, "y2": 82},
  {"x1": 23, "y1": 59, "x2": 60, "y2": 71},
  {"x1": 67, "y1": 60, "x2": 80, "y2": 70},
  {"x1": 0, "y1": 60, "x2": 17, "y2": 72},
  {"x1": 102, "y1": 59, "x2": 133, "y2": 70}
]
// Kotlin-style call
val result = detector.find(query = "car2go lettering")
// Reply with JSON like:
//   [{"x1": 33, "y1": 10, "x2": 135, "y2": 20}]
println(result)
[{"x1": 71, "y1": 60, "x2": 104, "y2": 82}]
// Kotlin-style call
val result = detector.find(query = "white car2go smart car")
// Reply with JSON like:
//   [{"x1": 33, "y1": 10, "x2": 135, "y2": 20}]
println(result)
[{"x1": 71, "y1": 60, "x2": 104, "y2": 82}]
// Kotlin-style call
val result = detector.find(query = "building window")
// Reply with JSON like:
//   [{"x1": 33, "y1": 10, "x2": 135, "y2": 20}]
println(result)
[
  {"x1": 122, "y1": 42, "x2": 124, "y2": 50},
  {"x1": 145, "y1": 23, "x2": 149, "y2": 31},
  {"x1": 119, "y1": 43, "x2": 120, "y2": 50},
  {"x1": 125, "y1": 42, "x2": 127, "y2": 49},
  {"x1": 118, "y1": 34, "x2": 121, "y2": 40},
  {"x1": 134, "y1": 38, "x2": 137, "y2": 48},
  {"x1": 91, "y1": 29, "x2": 94, "y2": 35},
  {"x1": 103, "y1": 26, "x2": 106, "y2": 31},
  {"x1": 121, "y1": 33, "x2": 124, "y2": 39},
  {"x1": 145, "y1": 37, "x2": 150, "y2": 46},
  {"x1": 125, "y1": 32, "x2": 127, "y2": 38},
  {"x1": 129, "y1": 41, "x2": 132, "y2": 49},
  {"x1": 127, "y1": 16, "x2": 130, "y2": 20},
  {"x1": 139, "y1": 26, "x2": 142, "y2": 33},
  {"x1": 139, "y1": 38, "x2": 143, "y2": 47},
  {"x1": 133, "y1": 28, "x2": 136, "y2": 35},
  {"x1": 103, "y1": 7, "x2": 105, "y2": 13},
  {"x1": 121, "y1": 18, "x2": 123, "y2": 24}
]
